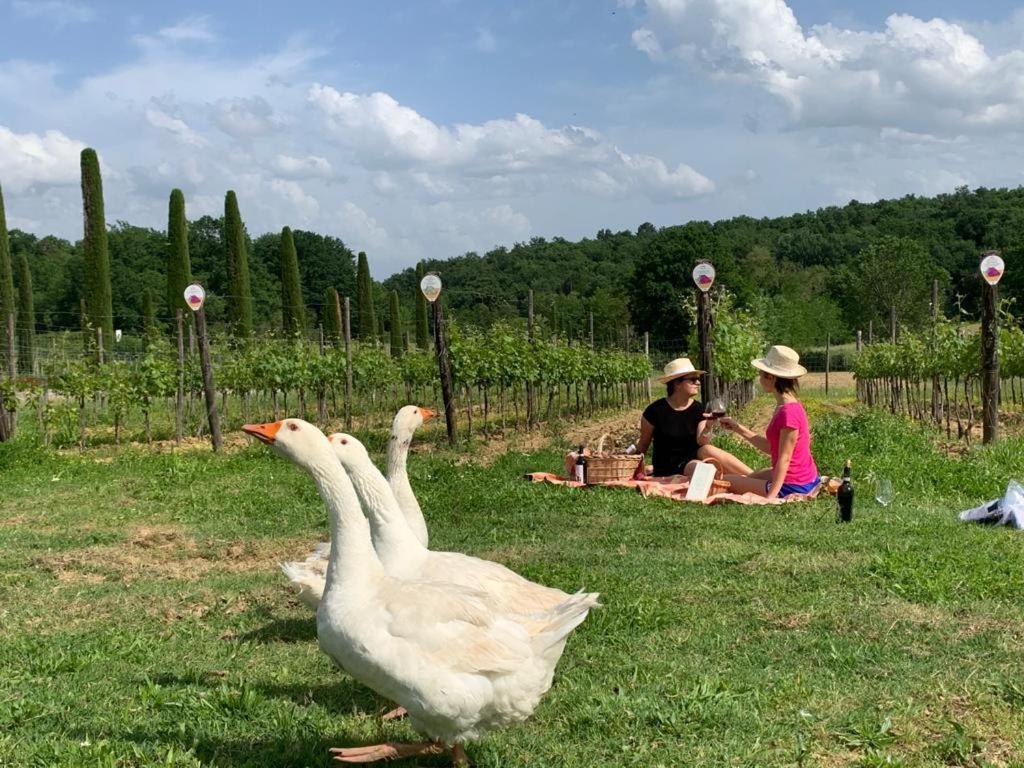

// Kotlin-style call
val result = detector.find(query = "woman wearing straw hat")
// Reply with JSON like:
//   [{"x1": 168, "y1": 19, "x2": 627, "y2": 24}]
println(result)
[
  {"x1": 718, "y1": 345, "x2": 820, "y2": 498},
  {"x1": 634, "y1": 357, "x2": 750, "y2": 477}
]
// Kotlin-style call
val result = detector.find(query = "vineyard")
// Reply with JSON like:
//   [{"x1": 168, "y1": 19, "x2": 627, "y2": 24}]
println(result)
[
  {"x1": 0, "y1": 300, "x2": 773, "y2": 450},
  {"x1": 851, "y1": 316, "x2": 1024, "y2": 442}
]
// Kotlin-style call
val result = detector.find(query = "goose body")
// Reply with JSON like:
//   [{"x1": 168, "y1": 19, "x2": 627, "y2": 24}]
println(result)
[
  {"x1": 280, "y1": 406, "x2": 432, "y2": 609},
  {"x1": 244, "y1": 418, "x2": 596, "y2": 761},
  {"x1": 331, "y1": 433, "x2": 577, "y2": 616}
]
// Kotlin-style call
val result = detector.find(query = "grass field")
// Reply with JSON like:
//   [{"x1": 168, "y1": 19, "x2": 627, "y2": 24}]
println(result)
[{"x1": 1, "y1": 395, "x2": 1023, "y2": 767}]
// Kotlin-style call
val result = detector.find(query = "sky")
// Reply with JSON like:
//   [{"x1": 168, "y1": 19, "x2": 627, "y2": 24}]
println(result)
[{"x1": 1, "y1": 0, "x2": 1023, "y2": 278}]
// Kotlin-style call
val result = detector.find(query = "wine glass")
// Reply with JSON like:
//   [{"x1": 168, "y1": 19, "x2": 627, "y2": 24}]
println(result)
[
  {"x1": 708, "y1": 397, "x2": 726, "y2": 420},
  {"x1": 874, "y1": 477, "x2": 894, "y2": 507},
  {"x1": 706, "y1": 397, "x2": 726, "y2": 436}
]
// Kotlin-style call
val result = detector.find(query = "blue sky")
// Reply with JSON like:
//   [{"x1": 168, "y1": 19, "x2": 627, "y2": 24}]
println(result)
[{"x1": 2, "y1": 0, "x2": 1023, "y2": 276}]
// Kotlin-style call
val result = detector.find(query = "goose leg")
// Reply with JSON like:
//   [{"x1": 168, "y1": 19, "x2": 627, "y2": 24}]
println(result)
[
  {"x1": 330, "y1": 741, "x2": 444, "y2": 763},
  {"x1": 451, "y1": 743, "x2": 471, "y2": 766},
  {"x1": 381, "y1": 706, "x2": 408, "y2": 721}
]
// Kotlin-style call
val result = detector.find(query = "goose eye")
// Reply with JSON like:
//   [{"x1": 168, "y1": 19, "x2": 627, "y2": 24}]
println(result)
[
  {"x1": 340, "y1": 438, "x2": 348, "y2": 445},
  {"x1": 288, "y1": 423, "x2": 299, "y2": 431}
]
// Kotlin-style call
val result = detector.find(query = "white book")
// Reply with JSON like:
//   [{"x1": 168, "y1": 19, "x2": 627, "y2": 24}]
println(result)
[{"x1": 684, "y1": 461, "x2": 717, "y2": 501}]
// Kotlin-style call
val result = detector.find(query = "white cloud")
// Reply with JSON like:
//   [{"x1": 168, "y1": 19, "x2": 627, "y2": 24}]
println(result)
[
  {"x1": 308, "y1": 85, "x2": 713, "y2": 199},
  {"x1": 272, "y1": 154, "x2": 333, "y2": 179},
  {"x1": 0, "y1": 125, "x2": 87, "y2": 192},
  {"x1": 159, "y1": 15, "x2": 216, "y2": 43},
  {"x1": 629, "y1": 0, "x2": 1024, "y2": 135},
  {"x1": 474, "y1": 28, "x2": 497, "y2": 53},
  {"x1": 270, "y1": 179, "x2": 319, "y2": 220},
  {"x1": 11, "y1": 0, "x2": 94, "y2": 25},
  {"x1": 213, "y1": 96, "x2": 285, "y2": 138},
  {"x1": 145, "y1": 108, "x2": 208, "y2": 147}
]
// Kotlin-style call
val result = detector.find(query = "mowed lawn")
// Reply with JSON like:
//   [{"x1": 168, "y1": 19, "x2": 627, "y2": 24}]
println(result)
[{"x1": 1, "y1": 399, "x2": 1023, "y2": 767}]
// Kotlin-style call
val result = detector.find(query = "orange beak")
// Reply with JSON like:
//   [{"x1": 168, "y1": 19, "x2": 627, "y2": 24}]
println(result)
[
  {"x1": 242, "y1": 421, "x2": 282, "y2": 445},
  {"x1": 419, "y1": 408, "x2": 436, "y2": 422}
]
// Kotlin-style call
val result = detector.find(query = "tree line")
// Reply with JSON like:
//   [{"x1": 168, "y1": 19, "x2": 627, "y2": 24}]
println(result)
[{"x1": 3, "y1": 144, "x2": 1024, "y2": 365}]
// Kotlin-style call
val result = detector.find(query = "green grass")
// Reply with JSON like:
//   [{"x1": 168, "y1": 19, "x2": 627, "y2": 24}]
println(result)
[{"x1": 2, "y1": 398, "x2": 1024, "y2": 766}]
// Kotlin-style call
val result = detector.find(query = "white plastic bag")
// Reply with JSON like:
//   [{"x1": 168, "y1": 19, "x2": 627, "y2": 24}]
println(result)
[{"x1": 959, "y1": 480, "x2": 1024, "y2": 529}]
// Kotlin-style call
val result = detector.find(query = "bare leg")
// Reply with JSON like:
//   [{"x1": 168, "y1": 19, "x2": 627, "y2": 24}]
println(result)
[
  {"x1": 697, "y1": 444, "x2": 752, "y2": 475},
  {"x1": 331, "y1": 741, "x2": 444, "y2": 763},
  {"x1": 723, "y1": 473, "x2": 770, "y2": 496}
]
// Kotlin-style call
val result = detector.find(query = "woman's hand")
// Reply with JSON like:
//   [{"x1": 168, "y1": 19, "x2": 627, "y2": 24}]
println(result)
[{"x1": 718, "y1": 416, "x2": 739, "y2": 432}]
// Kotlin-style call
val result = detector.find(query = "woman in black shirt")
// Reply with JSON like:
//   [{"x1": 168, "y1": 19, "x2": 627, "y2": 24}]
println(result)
[{"x1": 635, "y1": 358, "x2": 751, "y2": 477}]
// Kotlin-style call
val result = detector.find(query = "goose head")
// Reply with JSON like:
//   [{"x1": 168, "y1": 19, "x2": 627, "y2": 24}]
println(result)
[
  {"x1": 328, "y1": 432, "x2": 373, "y2": 472},
  {"x1": 390, "y1": 405, "x2": 435, "y2": 447},
  {"x1": 243, "y1": 418, "x2": 332, "y2": 468}
]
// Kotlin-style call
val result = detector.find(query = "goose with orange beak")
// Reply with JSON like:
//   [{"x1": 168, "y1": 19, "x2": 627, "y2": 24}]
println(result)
[
  {"x1": 241, "y1": 417, "x2": 597, "y2": 767},
  {"x1": 278, "y1": 405, "x2": 435, "y2": 612}
]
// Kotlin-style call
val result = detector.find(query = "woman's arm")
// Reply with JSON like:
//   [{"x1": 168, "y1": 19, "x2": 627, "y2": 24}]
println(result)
[
  {"x1": 635, "y1": 416, "x2": 655, "y2": 456},
  {"x1": 696, "y1": 417, "x2": 710, "y2": 446},
  {"x1": 766, "y1": 427, "x2": 798, "y2": 499},
  {"x1": 719, "y1": 417, "x2": 771, "y2": 454}
]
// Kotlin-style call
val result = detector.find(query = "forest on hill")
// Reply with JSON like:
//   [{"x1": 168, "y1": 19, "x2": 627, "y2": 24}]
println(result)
[{"x1": 5, "y1": 184, "x2": 1023, "y2": 353}]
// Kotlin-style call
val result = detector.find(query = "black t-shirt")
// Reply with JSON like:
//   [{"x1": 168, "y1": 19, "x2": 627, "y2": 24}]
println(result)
[{"x1": 642, "y1": 398, "x2": 706, "y2": 476}]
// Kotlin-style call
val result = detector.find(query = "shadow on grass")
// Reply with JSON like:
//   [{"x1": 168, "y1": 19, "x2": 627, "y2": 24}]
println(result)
[
  {"x1": 121, "y1": 730, "x2": 452, "y2": 768},
  {"x1": 239, "y1": 617, "x2": 318, "y2": 644}
]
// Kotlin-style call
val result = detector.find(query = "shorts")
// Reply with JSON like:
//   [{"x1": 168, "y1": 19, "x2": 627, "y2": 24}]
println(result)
[{"x1": 767, "y1": 476, "x2": 821, "y2": 497}]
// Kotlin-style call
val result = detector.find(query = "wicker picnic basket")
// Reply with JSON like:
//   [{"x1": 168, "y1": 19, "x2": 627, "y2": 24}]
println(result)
[
  {"x1": 584, "y1": 434, "x2": 644, "y2": 484},
  {"x1": 701, "y1": 457, "x2": 733, "y2": 495}
]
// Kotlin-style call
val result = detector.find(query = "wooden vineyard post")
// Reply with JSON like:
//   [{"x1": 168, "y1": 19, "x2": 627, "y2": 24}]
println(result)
[
  {"x1": 527, "y1": 289, "x2": 535, "y2": 428},
  {"x1": 420, "y1": 273, "x2": 456, "y2": 446},
  {"x1": 344, "y1": 296, "x2": 353, "y2": 431},
  {"x1": 644, "y1": 331, "x2": 651, "y2": 401},
  {"x1": 589, "y1": 312, "x2": 594, "y2": 349},
  {"x1": 175, "y1": 308, "x2": 184, "y2": 445},
  {"x1": 825, "y1": 334, "x2": 831, "y2": 397},
  {"x1": 692, "y1": 262, "x2": 716, "y2": 401},
  {"x1": 317, "y1": 324, "x2": 328, "y2": 424},
  {"x1": 931, "y1": 278, "x2": 941, "y2": 423},
  {"x1": 184, "y1": 284, "x2": 221, "y2": 452},
  {"x1": 980, "y1": 251, "x2": 1005, "y2": 444}
]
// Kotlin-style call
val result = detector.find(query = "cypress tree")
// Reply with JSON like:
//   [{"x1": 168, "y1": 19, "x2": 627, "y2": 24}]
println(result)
[
  {"x1": 166, "y1": 189, "x2": 192, "y2": 319},
  {"x1": 415, "y1": 261, "x2": 429, "y2": 349},
  {"x1": 142, "y1": 288, "x2": 157, "y2": 341},
  {"x1": 280, "y1": 226, "x2": 305, "y2": 335},
  {"x1": 324, "y1": 287, "x2": 341, "y2": 342},
  {"x1": 16, "y1": 254, "x2": 33, "y2": 373},
  {"x1": 80, "y1": 148, "x2": 113, "y2": 346},
  {"x1": 0, "y1": 184, "x2": 14, "y2": 370},
  {"x1": 356, "y1": 251, "x2": 376, "y2": 340},
  {"x1": 223, "y1": 190, "x2": 253, "y2": 336},
  {"x1": 389, "y1": 290, "x2": 402, "y2": 358}
]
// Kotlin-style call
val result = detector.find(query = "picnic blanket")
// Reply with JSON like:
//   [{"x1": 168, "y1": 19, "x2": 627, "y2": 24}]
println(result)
[{"x1": 525, "y1": 470, "x2": 821, "y2": 505}]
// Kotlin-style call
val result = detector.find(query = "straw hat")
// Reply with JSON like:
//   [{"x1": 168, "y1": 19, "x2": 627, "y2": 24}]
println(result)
[
  {"x1": 751, "y1": 345, "x2": 807, "y2": 379},
  {"x1": 654, "y1": 357, "x2": 705, "y2": 384}
]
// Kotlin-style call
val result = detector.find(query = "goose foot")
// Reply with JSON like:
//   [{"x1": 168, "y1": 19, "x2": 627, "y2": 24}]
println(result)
[
  {"x1": 330, "y1": 741, "x2": 444, "y2": 763},
  {"x1": 381, "y1": 706, "x2": 408, "y2": 721},
  {"x1": 451, "y1": 743, "x2": 472, "y2": 766}
]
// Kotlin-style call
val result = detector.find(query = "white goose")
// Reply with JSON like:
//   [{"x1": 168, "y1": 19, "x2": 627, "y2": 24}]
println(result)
[
  {"x1": 280, "y1": 405, "x2": 433, "y2": 611},
  {"x1": 243, "y1": 418, "x2": 596, "y2": 766},
  {"x1": 330, "y1": 432, "x2": 580, "y2": 616}
]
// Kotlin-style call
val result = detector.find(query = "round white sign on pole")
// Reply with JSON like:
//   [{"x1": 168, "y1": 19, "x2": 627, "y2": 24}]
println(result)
[
  {"x1": 980, "y1": 251, "x2": 1005, "y2": 286},
  {"x1": 420, "y1": 273, "x2": 442, "y2": 303},
  {"x1": 692, "y1": 262, "x2": 716, "y2": 292},
  {"x1": 184, "y1": 283, "x2": 206, "y2": 312}
]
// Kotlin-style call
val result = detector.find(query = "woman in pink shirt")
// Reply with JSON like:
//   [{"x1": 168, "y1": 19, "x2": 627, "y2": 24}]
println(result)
[{"x1": 718, "y1": 345, "x2": 820, "y2": 499}]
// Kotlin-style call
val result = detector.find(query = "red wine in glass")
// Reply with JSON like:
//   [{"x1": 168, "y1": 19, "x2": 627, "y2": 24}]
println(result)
[{"x1": 708, "y1": 397, "x2": 726, "y2": 420}]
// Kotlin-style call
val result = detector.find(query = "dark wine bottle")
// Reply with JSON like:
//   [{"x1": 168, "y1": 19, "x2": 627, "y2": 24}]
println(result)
[
  {"x1": 837, "y1": 459, "x2": 854, "y2": 523},
  {"x1": 574, "y1": 445, "x2": 587, "y2": 484}
]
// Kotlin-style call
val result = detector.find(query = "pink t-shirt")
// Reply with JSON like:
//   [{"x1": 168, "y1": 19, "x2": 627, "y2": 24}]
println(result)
[{"x1": 765, "y1": 401, "x2": 818, "y2": 485}]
